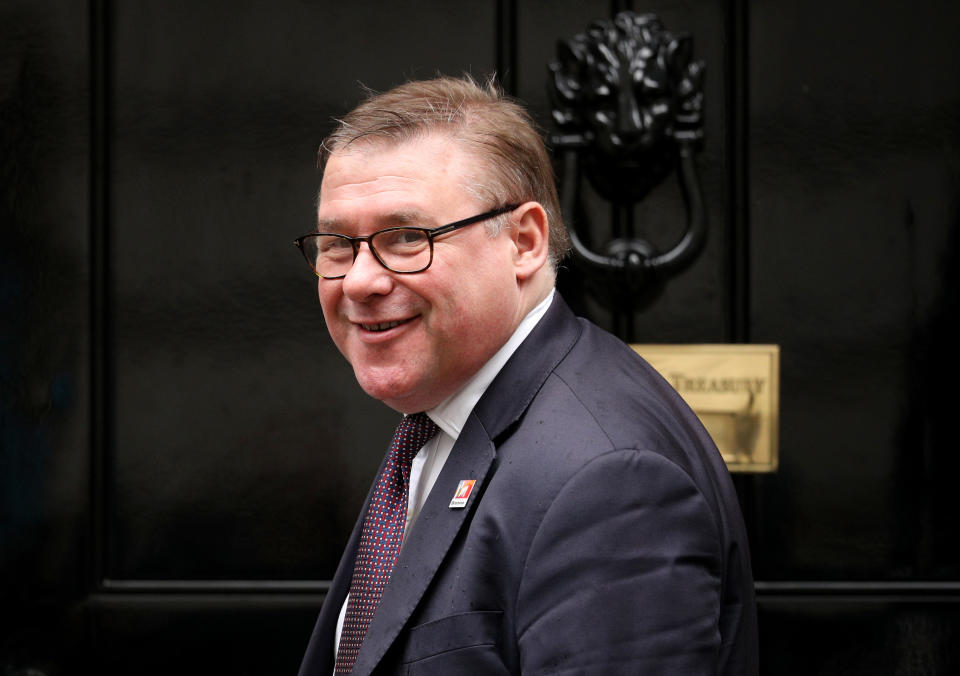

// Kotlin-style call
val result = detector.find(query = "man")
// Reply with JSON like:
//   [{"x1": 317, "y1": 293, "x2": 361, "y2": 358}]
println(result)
[{"x1": 296, "y1": 76, "x2": 757, "y2": 675}]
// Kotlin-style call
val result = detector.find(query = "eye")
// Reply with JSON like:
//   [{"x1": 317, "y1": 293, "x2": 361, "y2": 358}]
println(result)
[
  {"x1": 317, "y1": 236, "x2": 351, "y2": 253},
  {"x1": 377, "y1": 229, "x2": 428, "y2": 250},
  {"x1": 641, "y1": 76, "x2": 666, "y2": 96},
  {"x1": 397, "y1": 230, "x2": 427, "y2": 245}
]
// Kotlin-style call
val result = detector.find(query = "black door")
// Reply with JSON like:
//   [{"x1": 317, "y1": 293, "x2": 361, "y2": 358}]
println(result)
[{"x1": 3, "y1": 1, "x2": 959, "y2": 673}]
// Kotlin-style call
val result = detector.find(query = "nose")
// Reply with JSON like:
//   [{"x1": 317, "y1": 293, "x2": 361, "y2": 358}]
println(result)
[
  {"x1": 617, "y1": 88, "x2": 643, "y2": 137},
  {"x1": 340, "y1": 242, "x2": 394, "y2": 300}
]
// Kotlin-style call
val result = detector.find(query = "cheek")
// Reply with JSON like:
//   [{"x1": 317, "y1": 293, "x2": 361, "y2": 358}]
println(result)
[
  {"x1": 316, "y1": 280, "x2": 338, "y2": 311},
  {"x1": 431, "y1": 276, "x2": 514, "y2": 348},
  {"x1": 317, "y1": 286, "x2": 345, "y2": 337}
]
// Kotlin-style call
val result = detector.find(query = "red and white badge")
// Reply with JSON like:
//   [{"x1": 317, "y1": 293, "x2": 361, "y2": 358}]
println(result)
[{"x1": 449, "y1": 479, "x2": 477, "y2": 509}]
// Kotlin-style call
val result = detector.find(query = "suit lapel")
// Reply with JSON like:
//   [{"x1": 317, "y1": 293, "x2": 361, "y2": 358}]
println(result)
[
  {"x1": 350, "y1": 414, "x2": 497, "y2": 675},
  {"x1": 473, "y1": 295, "x2": 581, "y2": 439}
]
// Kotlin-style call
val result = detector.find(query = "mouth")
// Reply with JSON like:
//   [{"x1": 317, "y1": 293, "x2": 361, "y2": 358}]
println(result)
[{"x1": 358, "y1": 317, "x2": 415, "y2": 332}]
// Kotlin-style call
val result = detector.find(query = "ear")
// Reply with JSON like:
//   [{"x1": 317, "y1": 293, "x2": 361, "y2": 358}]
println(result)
[{"x1": 509, "y1": 202, "x2": 550, "y2": 281}]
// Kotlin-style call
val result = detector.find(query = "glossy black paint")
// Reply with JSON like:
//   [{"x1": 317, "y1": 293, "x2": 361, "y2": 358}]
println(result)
[{"x1": 2, "y1": 0, "x2": 959, "y2": 674}]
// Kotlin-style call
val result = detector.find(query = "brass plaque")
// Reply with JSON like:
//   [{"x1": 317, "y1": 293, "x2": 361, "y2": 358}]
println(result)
[{"x1": 631, "y1": 344, "x2": 780, "y2": 472}]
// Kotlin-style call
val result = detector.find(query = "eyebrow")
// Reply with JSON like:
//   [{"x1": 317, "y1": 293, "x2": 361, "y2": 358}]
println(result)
[{"x1": 316, "y1": 208, "x2": 437, "y2": 233}]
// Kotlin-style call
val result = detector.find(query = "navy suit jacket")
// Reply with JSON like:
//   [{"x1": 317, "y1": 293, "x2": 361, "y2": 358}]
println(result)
[{"x1": 299, "y1": 296, "x2": 758, "y2": 675}]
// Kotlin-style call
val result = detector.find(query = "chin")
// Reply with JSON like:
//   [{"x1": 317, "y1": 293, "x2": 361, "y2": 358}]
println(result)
[{"x1": 355, "y1": 369, "x2": 417, "y2": 407}]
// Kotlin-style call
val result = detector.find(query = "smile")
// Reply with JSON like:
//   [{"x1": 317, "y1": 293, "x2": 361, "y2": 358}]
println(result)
[{"x1": 360, "y1": 318, "x2": 413, "y2": 332}]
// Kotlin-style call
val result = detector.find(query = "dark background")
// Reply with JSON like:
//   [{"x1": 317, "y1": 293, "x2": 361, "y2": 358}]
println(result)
[{"x1": 2, "y1": 0, "x2": 959, "y2": 673}]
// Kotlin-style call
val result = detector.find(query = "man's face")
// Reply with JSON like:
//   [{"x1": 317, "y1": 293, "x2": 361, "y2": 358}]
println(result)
[{"x1": 316, "y1": 134, "x2": 528, "y2": 413}]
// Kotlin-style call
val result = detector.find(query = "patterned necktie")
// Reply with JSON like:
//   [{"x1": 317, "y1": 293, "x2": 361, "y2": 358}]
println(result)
[{"x1": 334, "y1": 412, "x2": 439, "y2": 674}]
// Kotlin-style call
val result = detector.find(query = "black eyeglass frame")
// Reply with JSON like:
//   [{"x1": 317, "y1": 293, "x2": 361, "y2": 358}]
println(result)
[{"x1": 294, "y1": 204, "x2": 519, "y2": 279}]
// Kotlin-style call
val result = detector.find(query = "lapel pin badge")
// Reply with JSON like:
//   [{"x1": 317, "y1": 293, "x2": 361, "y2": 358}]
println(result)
[{"x1": 449, "y1": 479, "x2": 477, "y2": 509}]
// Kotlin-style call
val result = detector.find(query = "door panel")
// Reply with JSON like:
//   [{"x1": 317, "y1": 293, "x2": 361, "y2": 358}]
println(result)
[
  {"x1": 107, "y1": 0, "x2": 498, "y2": 583},
  {"x1": 748, "y1": 0, "x2": 960, "y2": 581}
]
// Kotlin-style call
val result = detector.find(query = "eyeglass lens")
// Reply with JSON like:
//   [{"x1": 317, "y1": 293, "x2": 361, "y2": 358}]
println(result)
[{"x1": 305, "y1": 228, "x2": 432, "y2": 277}]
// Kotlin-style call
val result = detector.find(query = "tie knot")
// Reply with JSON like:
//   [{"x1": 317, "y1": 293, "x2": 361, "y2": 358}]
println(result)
[{"x1": 394, "y1": 412, "x2": 439, "y2": 462}]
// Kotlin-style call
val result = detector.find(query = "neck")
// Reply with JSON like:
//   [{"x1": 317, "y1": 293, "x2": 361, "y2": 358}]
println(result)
[{"x1": 519, "y1": 268, "x2": 556, "y2": 318}]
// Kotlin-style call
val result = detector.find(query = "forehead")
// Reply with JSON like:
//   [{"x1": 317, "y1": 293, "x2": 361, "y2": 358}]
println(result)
[{"x1": 318, "y1": 135, "x2": 473, "y2": 209}]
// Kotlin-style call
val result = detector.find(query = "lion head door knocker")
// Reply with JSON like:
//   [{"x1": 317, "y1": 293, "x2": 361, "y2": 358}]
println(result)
[{"x1": 549, "y1": 11, "x2": 706, "y2": 311}]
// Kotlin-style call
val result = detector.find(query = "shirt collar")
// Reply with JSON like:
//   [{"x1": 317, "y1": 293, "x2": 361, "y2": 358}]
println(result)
[{"x1": 427, "y1": 289, "x2": 554, "y2": 440}]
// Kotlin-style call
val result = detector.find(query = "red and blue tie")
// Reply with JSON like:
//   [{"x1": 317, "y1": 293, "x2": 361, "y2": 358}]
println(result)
[{"x1": 334, "y1": 412, "x2": 439, "y2": 674}]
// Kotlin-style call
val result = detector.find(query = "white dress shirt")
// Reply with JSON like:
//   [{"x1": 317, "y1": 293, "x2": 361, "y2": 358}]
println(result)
[{"x1": 333, "y1": 289, "x2": 555, "y2": 658}]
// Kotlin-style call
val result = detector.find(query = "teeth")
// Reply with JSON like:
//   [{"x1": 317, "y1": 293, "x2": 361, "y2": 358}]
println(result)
[{"x1": 362, "y1": 320, "x2": 403, "y2": 332}]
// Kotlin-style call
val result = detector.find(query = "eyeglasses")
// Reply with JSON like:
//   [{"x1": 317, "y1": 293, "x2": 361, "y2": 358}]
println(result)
[{"x1": 294, "y1": 204, "x2": 518, "y2": 279}]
